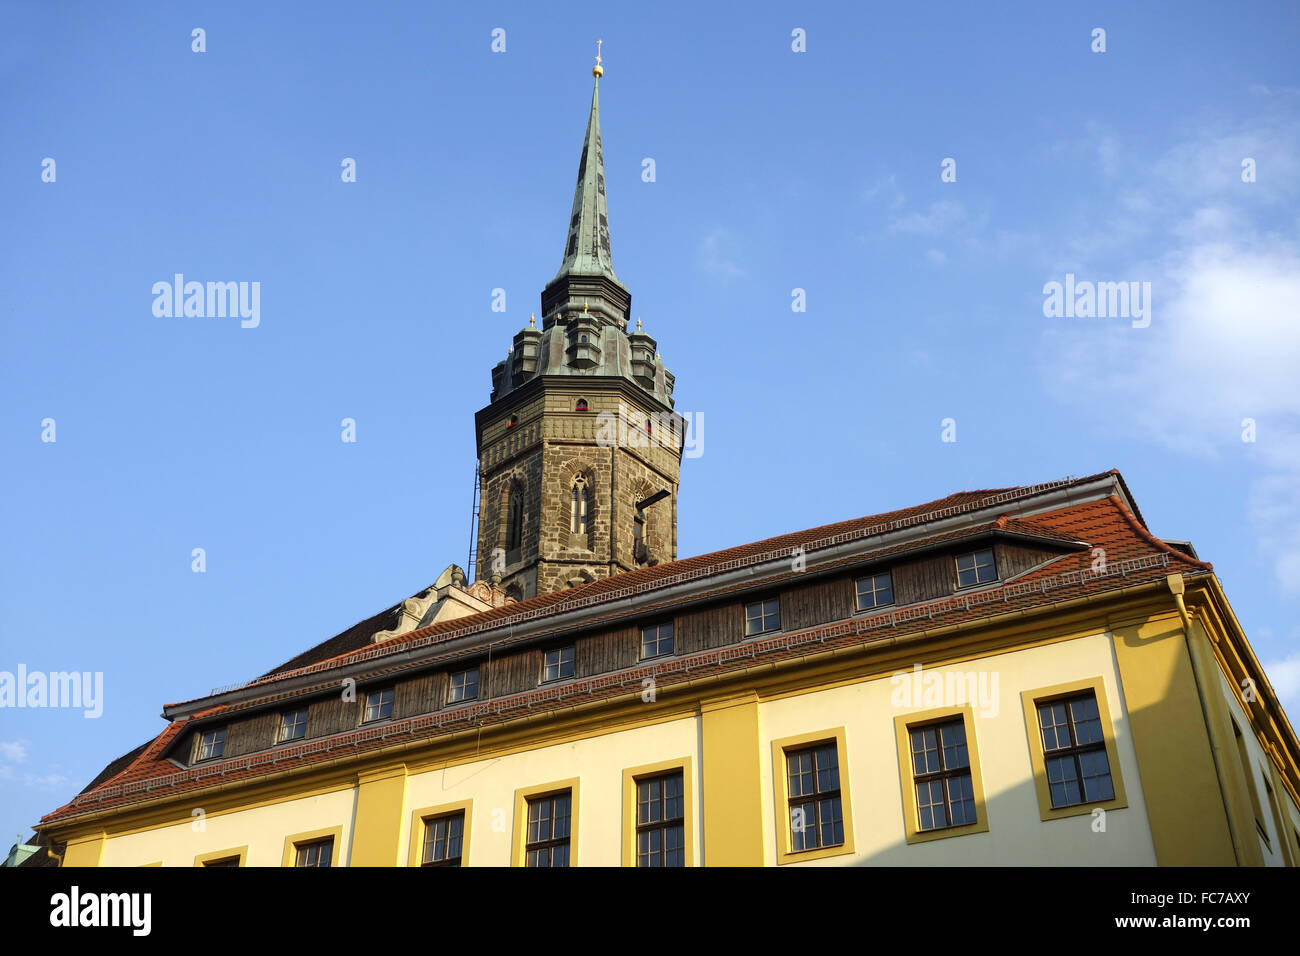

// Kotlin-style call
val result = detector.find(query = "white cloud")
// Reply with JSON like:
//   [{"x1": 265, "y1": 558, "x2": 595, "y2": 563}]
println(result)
[
  {"x1": 862, "y1": 174, "x2": 906, "y2": 210},
  {"x1": 1097, "y1": 135, "x2": 1120, "y2": 178},
  {"x1": 20, "y1": 771, "x2": 69, "y2": 789},
  {"x1": 0, "y1": 740, "x2": 28, "y2": 763},
  {"x1": 697, "y1": 228, "x2": 746, "y2": 280},
  {"x1": 1041, "y1": 116, "x2": 1300, "y2": 597},
  {"x1": 0, "y1": 739, "x2": 67, "y2": 789},
  {"x1": 890, "y1": 200, "x2": 968, "y2": 236},
  {"x1": 1153, "y1": 126, "x2": 1300, "y2": 200},
  {"x1": 1262, "y1": 652, "x2": 1300, "y2": 720}
]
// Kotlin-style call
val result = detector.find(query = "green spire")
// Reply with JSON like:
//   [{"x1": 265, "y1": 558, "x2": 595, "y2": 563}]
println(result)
[{"x1": 554, "y1": 77, "x2": 621, "y2": 283}]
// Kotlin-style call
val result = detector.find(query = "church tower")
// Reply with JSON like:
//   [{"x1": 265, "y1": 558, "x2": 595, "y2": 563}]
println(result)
[{"x1": 473, "y1": 52, "x2": 682, "y2": 600}]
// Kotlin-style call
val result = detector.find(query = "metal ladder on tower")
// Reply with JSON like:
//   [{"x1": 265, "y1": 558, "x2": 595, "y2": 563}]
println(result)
[{"x1": 466, "y1": 462, "x2": 481, "y2": 583}]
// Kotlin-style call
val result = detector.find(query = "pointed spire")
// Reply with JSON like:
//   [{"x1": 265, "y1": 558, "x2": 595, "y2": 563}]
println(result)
[{"x1": 554, "y1": 49, "x2": 620, "y2": 284}]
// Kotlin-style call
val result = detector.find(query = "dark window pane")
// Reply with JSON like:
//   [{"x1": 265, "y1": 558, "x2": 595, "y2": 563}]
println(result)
[{"x1": 784, "y1": 743, "x2": 844, "y2": 851}]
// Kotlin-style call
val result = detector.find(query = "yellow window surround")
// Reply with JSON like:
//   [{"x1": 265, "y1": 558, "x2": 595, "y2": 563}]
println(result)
[
  {"x1": 193, "y1": 845, "x2": 248, "y2": 867},
  {"x1": 770, "y1": 727, "x2": 856, "y2": 864},
  {"x1": 621, "y1": 757, "x2": 695, "y2": 867},
  {"x1": 1020, "y1": 676, "x2": 1128, "y2": 822},
  {"x1": 406, "y1": 799, "x2": 473, "y2": 867},
  {"x1": 893, "y1": 705, "x2": 990, "y2": 844},
  {"x1": 511, "y1": 777, "x2": 580, "y2": 867},
  {"x1": 281, "y1": 825, "x2": 344, "y2": 867}
]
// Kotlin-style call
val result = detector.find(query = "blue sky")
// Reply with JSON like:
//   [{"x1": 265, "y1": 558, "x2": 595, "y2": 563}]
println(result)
[{"x1": 2, "y1": 1, "x2": 1299, "y2": 842}]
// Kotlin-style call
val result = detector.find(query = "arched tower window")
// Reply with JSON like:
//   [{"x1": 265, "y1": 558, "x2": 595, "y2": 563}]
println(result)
[
  {"x1": 506, "y1": 494, "x2": 523, "y2": 551},
  {"x1": 575, "y1": 398, "x2": 589, "y2": 412},
  {"x1": 570, "y1": 477, "x2": 589, "y2": 534},
  {"x1": 633, "y1": 511, "x2": 646, "y2": 565}
]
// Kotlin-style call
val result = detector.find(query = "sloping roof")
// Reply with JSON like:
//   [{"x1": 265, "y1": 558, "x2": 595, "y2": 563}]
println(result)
[
  {"x1": 261, "y1": 603, "x2": 402, "y2": 678},
  {"x1": 553, "y1": 77, "x2": 621, "y2": 284},
  {"x1": 214, "y1": 473, "x2": 1119, "y2": 689},
  {"x1": 77, "y1": 741, "x2": 153, "y2": 795},
  {"x1": 186, "y1": 479, "x2": 1043, "y2": 704},
  {"x1": 41, "y1": 471, "x2": 1210, "y2": 826}
]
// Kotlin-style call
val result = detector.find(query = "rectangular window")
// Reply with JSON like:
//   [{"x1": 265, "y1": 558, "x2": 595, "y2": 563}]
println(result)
[
  {"x1": 202, "y1": 856, "x2": 240, "y2": 867},
  {"x1": 744, "y1": 597, "x2": 781, "y2": 636},
  {"x1": 278, "y1": 708, "x2": 308, "y2": 743},
  {"x1": 855, "y1": 571, "x2": 894, "y2": 610},
  {"x1": 421, "y1": 811, "x2": 466, "y2": 867},
  {"x1": 294, "y1": 838, "x2": 333, "y2": 868},
  {"x1": 541, "y1": 646, "x2": 575, "y2": 683},
  {"x1": 197, "y1": 728, "x2": 225, "y2": 761},
  {"x1": 785, "y1": 743, "x2": 844, "y2": 852},
  {"x1": 362, "y1": 687, "x2": 394, "y2": 723},
  {"x1": 635, "y1": 772, "x2": 685, "y2": 867},
  {"x1": 955, "y1": 548, "x2": 997, "y2": 588},
  {"x1": 1232, "y1": 718, "x2": 1267, "y2": 842},
  {"x1": 909, "y1": 718, "x2": 977, "y2": 830},
  {"x1": 640, "y1": 621, "x2": 674, "y2": 659},
  {"x1": 448, "y1": 667, "x2": 479, "y2": 703},
  {"x1": 1020, "y1": 679, "x2": 1126, "y2": 822},
  {"x1": 1262, "y1": 775, "x2": 1284, "y2": 856},
  {"x1": 1036, "y1": 692, "x2": 1114, "y2": 808},
  {"x1": 525, "y1": 792, "x2": 572, "y2": 867}
]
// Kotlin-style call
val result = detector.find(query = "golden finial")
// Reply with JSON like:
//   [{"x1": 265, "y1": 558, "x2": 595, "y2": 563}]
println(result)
[
  {"x1": 528, "y1": 313, "x2": 536, "y2": 327},
  {"x1": 583, "y1": 300, "x2": 590, "y2": 315},
  {"x1": 635, "y1": 317, "x2": 642, "y2": 331},
  {"x1": 593, "y1": 39, "x2": 604, "y2": 78}
]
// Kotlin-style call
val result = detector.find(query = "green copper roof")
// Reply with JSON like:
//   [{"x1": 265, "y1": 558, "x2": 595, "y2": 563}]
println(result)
[{"x1": 553, "y1": 79, "x2": 622, "y2": 284}]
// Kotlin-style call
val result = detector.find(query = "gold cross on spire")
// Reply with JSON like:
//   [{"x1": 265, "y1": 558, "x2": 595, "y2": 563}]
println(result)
[{"x1": 593, "y1": 39, "x2": 604, "y2": 78}]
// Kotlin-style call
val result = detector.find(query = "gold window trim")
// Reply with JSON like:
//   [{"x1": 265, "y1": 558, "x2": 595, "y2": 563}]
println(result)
[{"x1": 1020, "y1": 676, "x2": 1128, "y2": 822}]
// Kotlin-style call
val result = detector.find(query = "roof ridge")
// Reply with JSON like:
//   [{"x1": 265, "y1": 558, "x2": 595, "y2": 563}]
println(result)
[
  {"x1": 186, "y1": 473, "x2": 1104, "y2": 704},
  {"x1": 1102, "y1": 494, "x2": 1213, "y2": 572}
]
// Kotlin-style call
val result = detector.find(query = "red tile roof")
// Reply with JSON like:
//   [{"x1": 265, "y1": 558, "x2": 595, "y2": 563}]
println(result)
[
  {"x1": 40, "y1": 472, "x2": 1210, "y2": 826},
  {"x1": 190, "y1": 473, "x2": 1121, "y2": 702}
]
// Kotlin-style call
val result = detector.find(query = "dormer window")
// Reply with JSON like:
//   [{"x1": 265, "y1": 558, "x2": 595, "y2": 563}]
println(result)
[
  {"x1": 955, "y1": 548, "x2": 998, "y2": 588},
  {"x1": 278, "y1": 707, "x2": 309, "y2": 743},
  {"x1": 855, "y1": 571, "x2": 894, "y2": 610},
  {"x1": 196, "y1": 727, "x2": 226, "y2": 761},
  {"x1": 448, "y1": 667, "x2": 479, "y2": 704},
  {"x1": 542, "y1": 646, "x2": 576, "y2": 683},
  {"x1": 745, "y1": 597, "x2": 781, "y2": 636},
  {"x1": 362, "y1": 687, "x2": 395, "y2": 723}
]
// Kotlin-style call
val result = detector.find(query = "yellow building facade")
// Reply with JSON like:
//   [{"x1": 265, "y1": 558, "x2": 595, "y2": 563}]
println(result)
[{"x1": 42, "y1": 545, "x2": 1300, "y2": 867}]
